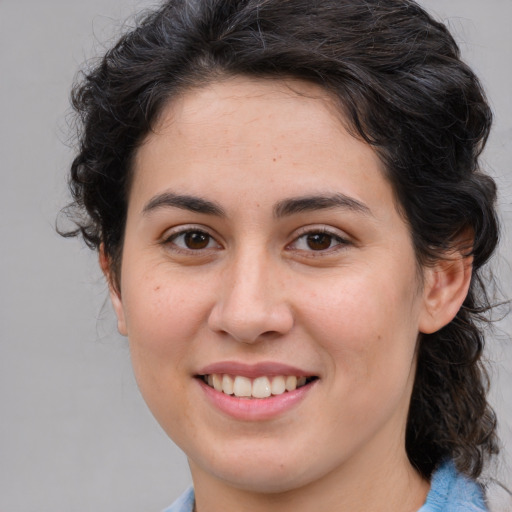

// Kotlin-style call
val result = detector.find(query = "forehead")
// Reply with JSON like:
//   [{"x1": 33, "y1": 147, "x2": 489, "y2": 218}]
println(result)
[
  {"x1": 145, "y1": 77, "x2": 349, "y2": 167},
  {"x1": 155, "y1": 76, "x2": 342, "y2": 129},
  {"x1": 131, "y1": 76, "x2": 389, "y2": 207}
]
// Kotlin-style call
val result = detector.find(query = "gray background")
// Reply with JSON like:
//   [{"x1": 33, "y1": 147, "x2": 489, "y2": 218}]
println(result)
[{"x1": 0, "y1": 1, "x2": 510, "y2": 510}]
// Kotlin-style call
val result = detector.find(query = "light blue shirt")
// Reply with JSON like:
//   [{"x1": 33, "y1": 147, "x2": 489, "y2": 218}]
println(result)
[
  {"x1": 162, "y1": 486, "x2": 195, "y2": 512},
  {"x1": 418, "y1": 460, "x2": 487, "y2": 511},
  {"x1": 162, "y1": 460, "x2": 487, "y2": 512}
]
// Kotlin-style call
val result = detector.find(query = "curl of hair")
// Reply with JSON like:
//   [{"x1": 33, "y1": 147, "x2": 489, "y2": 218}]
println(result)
[{"x1": 61, "y1": 0, "x2": 500, "y2": 479}]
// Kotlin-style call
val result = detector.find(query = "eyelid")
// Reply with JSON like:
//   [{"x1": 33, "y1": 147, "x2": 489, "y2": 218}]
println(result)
[
  {"x1": 286, "y1": 225, "x2": 352, "y2": 253},
  {"x1": 160, "y1": 224, "x2": 223, "y2": 251}
]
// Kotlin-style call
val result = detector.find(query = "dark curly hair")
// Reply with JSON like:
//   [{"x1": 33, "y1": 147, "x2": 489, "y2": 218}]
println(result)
[{"x1": 61, "y1": 0, "x2": 500, "y2": 480}]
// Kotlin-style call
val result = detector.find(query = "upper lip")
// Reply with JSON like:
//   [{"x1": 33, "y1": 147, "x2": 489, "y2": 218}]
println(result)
[{"x1": 196, "y1": 361, "x2": 316, "y2": 379}]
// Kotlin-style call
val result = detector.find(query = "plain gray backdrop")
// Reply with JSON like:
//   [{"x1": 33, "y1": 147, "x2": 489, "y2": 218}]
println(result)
[{"x1": 1, "y1": 1, "x2": 511, "y2": 510}]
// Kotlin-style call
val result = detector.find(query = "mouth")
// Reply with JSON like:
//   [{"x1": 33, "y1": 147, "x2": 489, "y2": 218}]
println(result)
[{"x1": 197, "y1": 374, "x2": 318, "y2": 399}]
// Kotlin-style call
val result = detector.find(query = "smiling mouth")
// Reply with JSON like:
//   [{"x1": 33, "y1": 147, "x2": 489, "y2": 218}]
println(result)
[{"x1": 198, "y1": 374, "x2": 318, "y2": 399}]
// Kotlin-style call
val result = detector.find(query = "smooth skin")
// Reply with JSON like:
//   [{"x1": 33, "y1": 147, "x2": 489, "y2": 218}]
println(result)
[{"x1": 102, "y1": 77, "x2": 472, "y2": 512}]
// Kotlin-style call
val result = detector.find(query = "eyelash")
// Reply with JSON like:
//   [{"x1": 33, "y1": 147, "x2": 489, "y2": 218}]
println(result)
[
  {"x1": 162, "y1": 227, "x2": 221, "y2": 253},
  {"x1": 288, "y1": 228, "x2": 350, "y2": 256},
  {"x1": 161, "y1": 226, "x2": 351, "y2": 256}
]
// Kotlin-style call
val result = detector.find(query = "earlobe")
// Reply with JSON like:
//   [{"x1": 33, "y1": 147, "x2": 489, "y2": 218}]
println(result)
[
  {"x1": 99, "y1": 246, "x2": 128, "y2": 337},
  {"x1": 418, "y1": 254, "x2": 473, "y2": 335}
]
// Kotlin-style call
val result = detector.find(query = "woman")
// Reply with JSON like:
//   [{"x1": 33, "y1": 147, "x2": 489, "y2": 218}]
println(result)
[{"x1": 62, "y1": 0, "x2": 502, "y2": 510}]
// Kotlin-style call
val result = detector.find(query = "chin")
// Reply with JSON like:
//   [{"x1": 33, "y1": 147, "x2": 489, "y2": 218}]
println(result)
[
  {"x1": 189, "y1": 442, "x2": 324, "y2": 494},
  {"x1": 216, "y1": 466, "x2": 311, "y2": 494}
]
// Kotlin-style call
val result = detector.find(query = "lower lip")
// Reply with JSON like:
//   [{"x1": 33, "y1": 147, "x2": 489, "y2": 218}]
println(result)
[{"x1": 197, "y1": 378, "x2": 316, "y2": 421}]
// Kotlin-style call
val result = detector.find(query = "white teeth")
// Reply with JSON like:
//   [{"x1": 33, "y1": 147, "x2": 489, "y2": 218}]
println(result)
[
  {"x1": 233, "y1": 376, "x2": 252, "y2": 397},
  {"x1": 222, "y1": 374, "x2": 234, "y2": 395},
  {"x1": 271, "y1": 375, "x2": 286, "y2": 395},
  {"x1": 252, "y1": 376, "x2": 271, "y2": 398},
  {"x1": 285, "y1": 375, "x2": 297, "y2": 391},
  {"x1": 212, "y1": 373, "x2": 223, "y2": 392},
  {"x1": 204, "y1": 373, "x2": 313, "y2": 398}
]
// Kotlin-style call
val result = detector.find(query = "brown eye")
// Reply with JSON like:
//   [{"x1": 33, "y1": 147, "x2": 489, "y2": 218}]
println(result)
[
  {"x1": 288, "y1": 229, "x2": 350, "y2": 254},
  {"x1": 166, "y1": 229, "x2": 220, "y2": 251},
  {"x1": 184, "y1": 231, "x2": 211, "y2": 249},
  {"x1": 306, "y1": 233, "x2": 334, "y2": 251}
]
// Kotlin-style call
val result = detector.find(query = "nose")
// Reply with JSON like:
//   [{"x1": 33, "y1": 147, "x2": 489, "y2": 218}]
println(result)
[{"x1": 207, "y1": 248, "x2": 294, "y2": 343}]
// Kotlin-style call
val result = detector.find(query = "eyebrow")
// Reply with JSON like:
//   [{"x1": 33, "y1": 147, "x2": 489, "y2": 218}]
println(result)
[
  {"x1": 142, "y1": 192, "x2": 226, "y2": 217},
  {"x1": 273, "y1": 193, "x2": 372, "y2": 218},
  {"x1": 141, "y1": 191, "x2": 371, "y2": 219}
]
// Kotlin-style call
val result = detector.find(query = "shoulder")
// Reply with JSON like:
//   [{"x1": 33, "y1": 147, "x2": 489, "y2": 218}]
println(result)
[
  {"x1": 419, "y1": 460, "x2": 488, "y2": 512},
  {"x1": 161, "y1": 486, "x2": 195, "y2": 512}
]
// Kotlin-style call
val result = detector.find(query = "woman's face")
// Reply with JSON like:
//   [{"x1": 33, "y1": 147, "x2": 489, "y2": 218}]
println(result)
[{"x1": 111, "y1": 77, "x2": 434, "y2": 493}]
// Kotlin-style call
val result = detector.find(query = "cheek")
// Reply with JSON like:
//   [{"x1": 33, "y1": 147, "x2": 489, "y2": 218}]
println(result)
[
  {"x1": 124, "y1": 267, "x2": 208, "y2": 339},
  {"x1": 310, "y1": 272, "x2": 421, "y2": 434},
  {"x1": 299, "y1": 266, "x2": 421, "y2": 381},
  {"x1": 120, "y1": 269, "x2": 213, "y2": 390},
  {"x1": 121, "y1": 274, "x2": 211, "y2": 437}
]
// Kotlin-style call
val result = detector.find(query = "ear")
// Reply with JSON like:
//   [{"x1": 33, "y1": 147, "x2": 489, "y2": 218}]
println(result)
[
  {"x1": 99, "y1": 246, "x2": 128, "y2": 336},
  {"x1": 418, "y1": 251, "x2": 473, "y2": 334}
]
